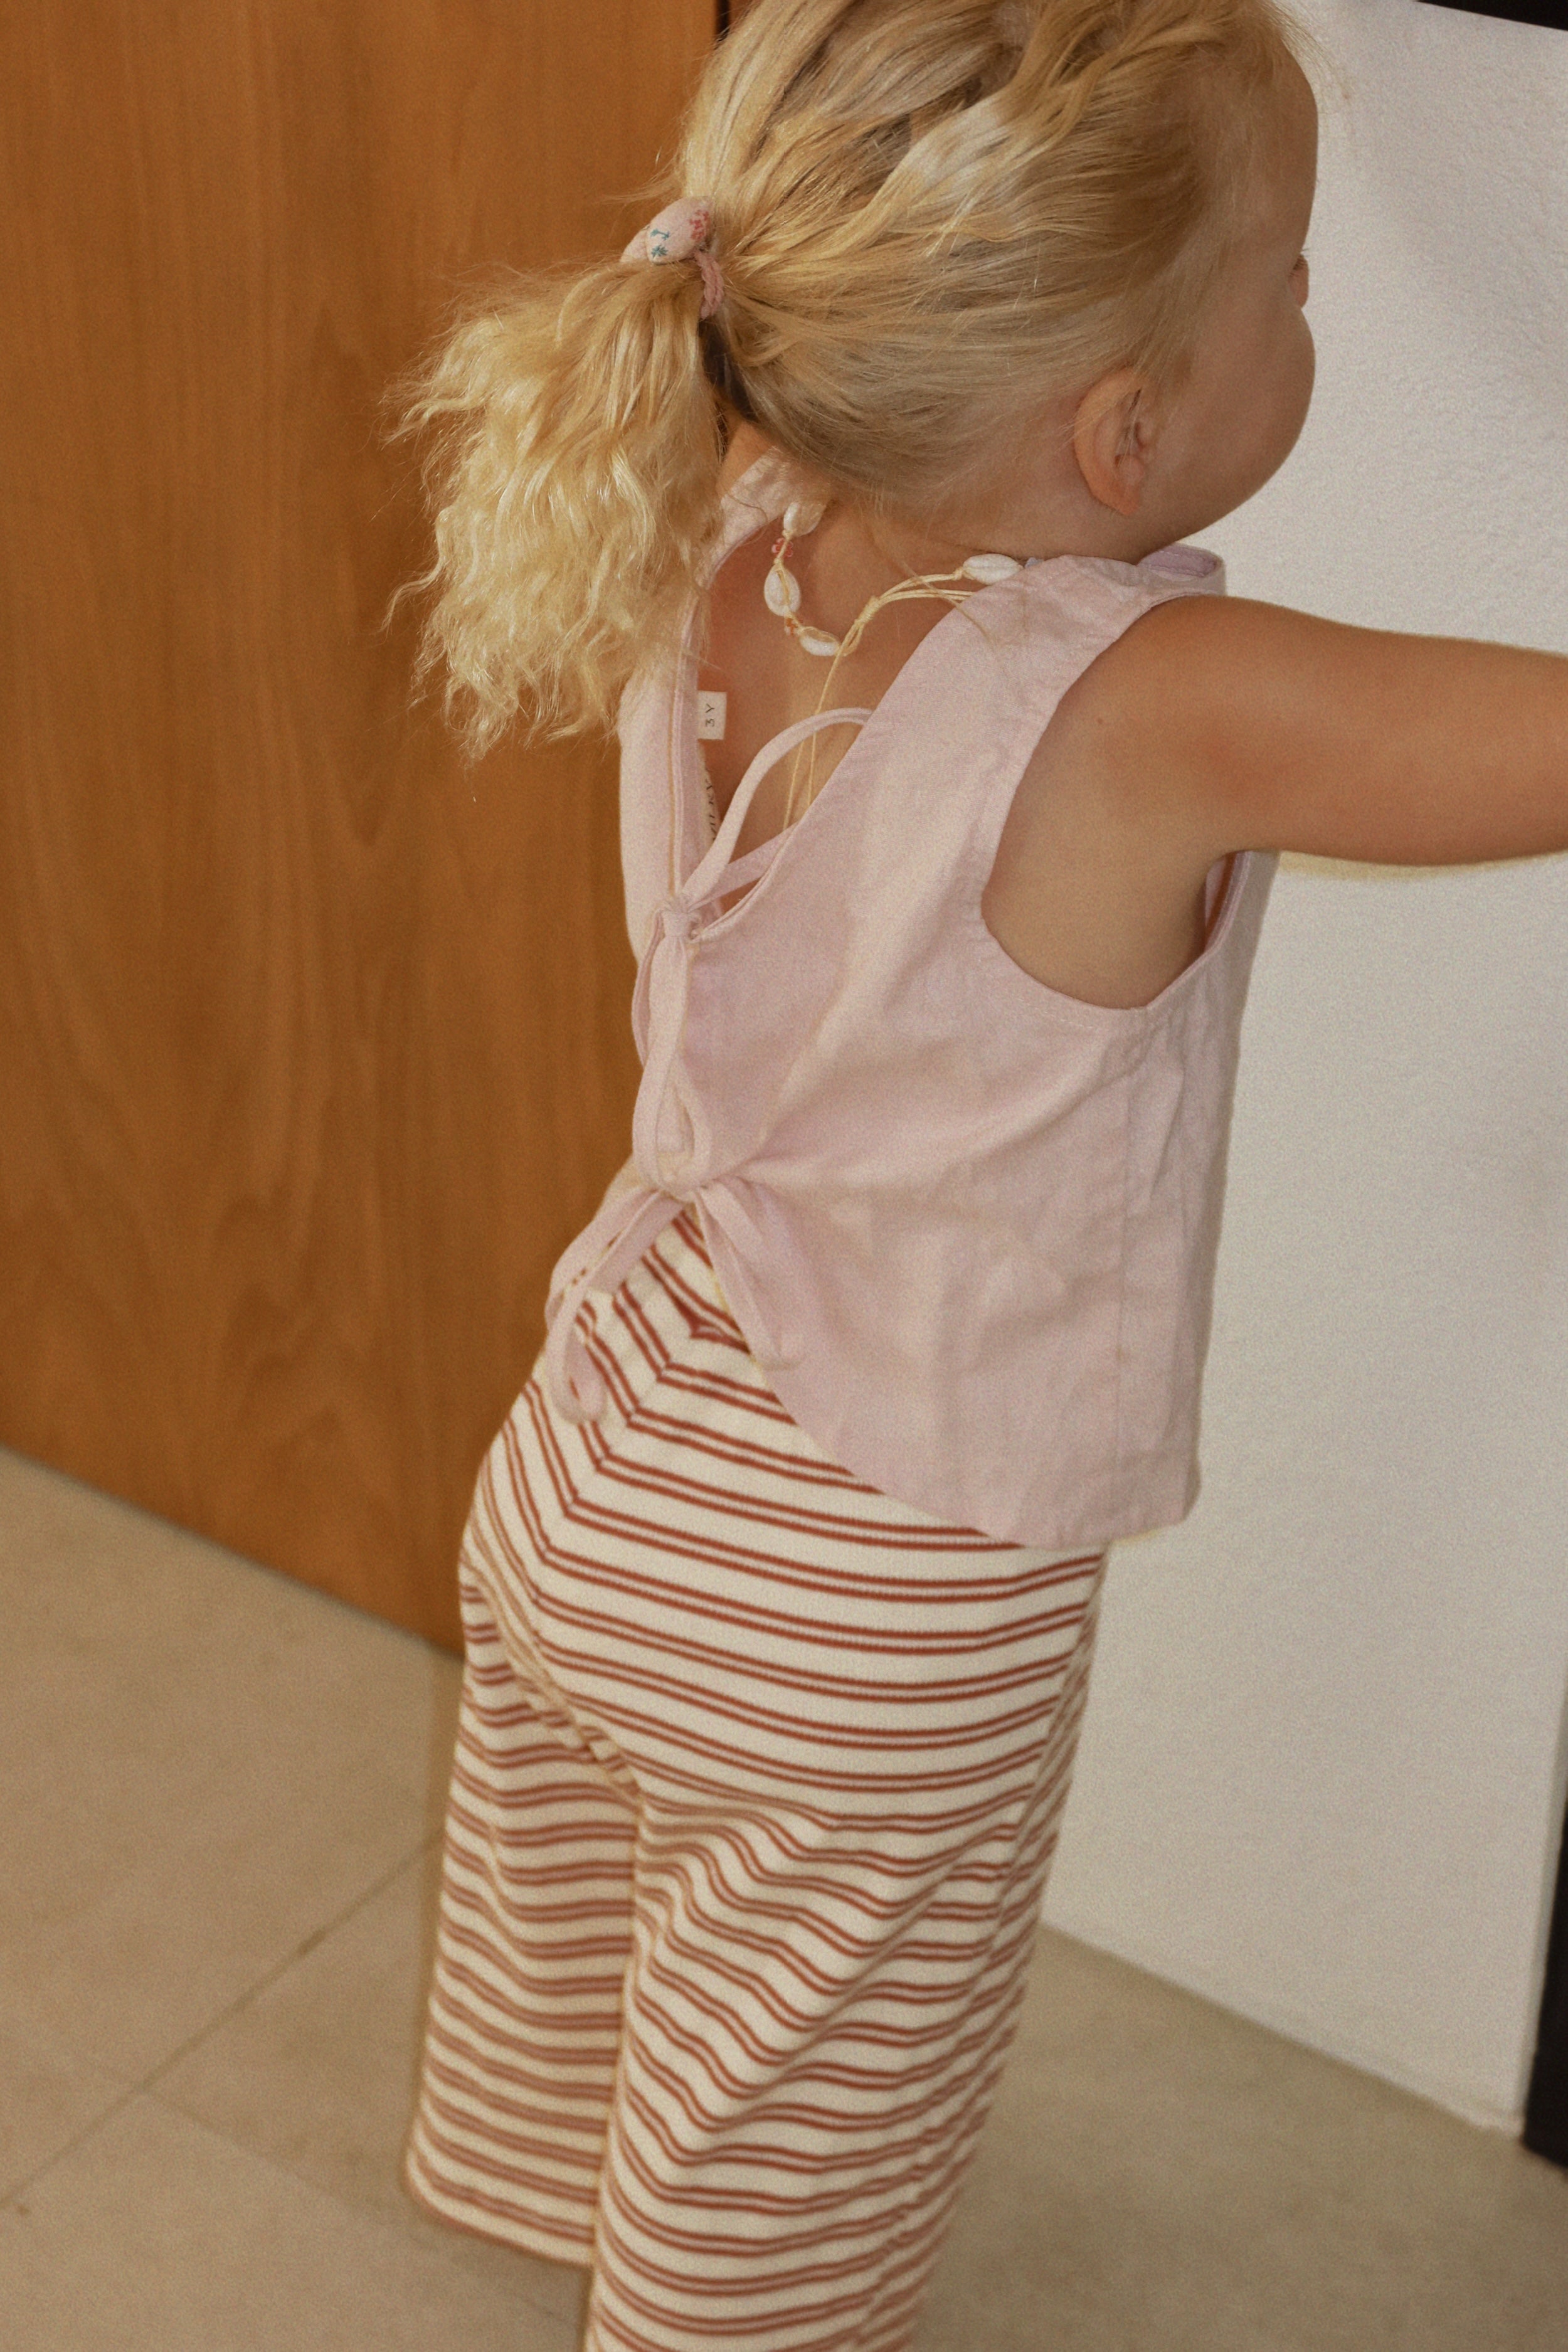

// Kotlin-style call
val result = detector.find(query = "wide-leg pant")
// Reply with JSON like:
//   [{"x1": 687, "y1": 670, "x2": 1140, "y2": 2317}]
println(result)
[{"x1": 405, "y1": 1209, "x2": 1108, "y2": 2352}]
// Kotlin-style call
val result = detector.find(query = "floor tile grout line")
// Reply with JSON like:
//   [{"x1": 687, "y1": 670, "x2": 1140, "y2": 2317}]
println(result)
[
  {"x1": 204, "y1": 2132, "x2": 587, "y2": 2341},
  {"x1": 0, "y1": 1830, "x2": 443, "y2": 2215},
  {"x1": 139, "y1": 1830, "x2": 445, "y2": 2092},
  {"x1": 6, "y1": 2078, "x2": 583, "y2": 2344},
  {"x1": 148, "y1": 2087, "x2": 586, "y2": 2336},
  {"x1": 0, "y1": 2080, "x2": 143, "y2": 2217}
]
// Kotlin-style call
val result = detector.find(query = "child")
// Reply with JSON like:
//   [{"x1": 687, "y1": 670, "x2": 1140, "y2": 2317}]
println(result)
[{"x1": 400, "y1": 3, "x2": 1568, "y2": 2346}]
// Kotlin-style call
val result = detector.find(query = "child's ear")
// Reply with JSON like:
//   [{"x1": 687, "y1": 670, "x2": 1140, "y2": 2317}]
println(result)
[{"x1": 1072, "y1": 367, "x2": 1155, "y2": 517}]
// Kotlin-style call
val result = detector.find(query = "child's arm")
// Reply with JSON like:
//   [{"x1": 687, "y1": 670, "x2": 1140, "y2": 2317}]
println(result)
[{"x1": 1116, "y1": 594, "x2": 1568, "y2": 868}]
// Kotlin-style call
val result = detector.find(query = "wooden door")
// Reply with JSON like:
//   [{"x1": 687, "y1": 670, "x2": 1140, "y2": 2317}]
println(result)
[{"x1": 0, "y1": 1, "x2": 716, "y2": 1648}]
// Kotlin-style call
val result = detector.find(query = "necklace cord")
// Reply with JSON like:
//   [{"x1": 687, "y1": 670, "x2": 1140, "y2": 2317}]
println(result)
[
  {"x1": 761, "y1": 499, "x2": 1022, "y2": 830},
  {"x1": 778, "y1": 551, "x2": 990, "y2": 829}
]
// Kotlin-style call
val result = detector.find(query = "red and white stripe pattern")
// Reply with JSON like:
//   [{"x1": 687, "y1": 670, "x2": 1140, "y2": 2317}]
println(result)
[{"x1": 405, "y1": 1210, "x2": 1107, "y2": 2352}]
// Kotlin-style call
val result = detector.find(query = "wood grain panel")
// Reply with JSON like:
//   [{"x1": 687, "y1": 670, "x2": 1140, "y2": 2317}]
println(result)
[{"x1": 0, "y1": 1, "x2": 716, "y2": 1646}]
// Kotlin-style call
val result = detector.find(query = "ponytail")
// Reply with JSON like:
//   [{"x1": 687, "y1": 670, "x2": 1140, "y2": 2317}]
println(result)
[
  {"x1": 401, "y1": 250, "x2": 726, "y2": 752},
  {"x1": 403, "y1": 0, "x2": 1325, "y2": 756}
]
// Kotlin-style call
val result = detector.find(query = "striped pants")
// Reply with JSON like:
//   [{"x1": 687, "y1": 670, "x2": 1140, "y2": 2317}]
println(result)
[{"x1": 405, "y1": 1210, "x2": 1108, "y2": 2352}]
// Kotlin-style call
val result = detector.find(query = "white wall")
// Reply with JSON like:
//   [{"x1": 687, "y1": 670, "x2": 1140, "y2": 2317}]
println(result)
[{"x1": 1042, "y1": 0, "x2": 1568, "y2": 2129}]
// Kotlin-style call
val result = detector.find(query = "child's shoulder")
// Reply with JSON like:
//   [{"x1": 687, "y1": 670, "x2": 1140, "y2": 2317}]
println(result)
[
  {"x1": 1060, "y1": 585, "x2": 1568, "y2": 871},
  {"x1": 987, "y1": 583, "x2": 1465, "y2": 1008},
  {"x1": 1017, "y1": 586, "x2": 1290, "y2": 860},
  {"x1": 985, "y1": 591, "x2": 1251, "y2": 1009},
  {"x1": 1061, "y1": 584, "x2": 1300, "y2": 774}
]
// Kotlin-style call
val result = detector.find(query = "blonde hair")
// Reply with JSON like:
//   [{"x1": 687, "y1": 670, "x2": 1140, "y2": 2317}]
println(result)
[{"x1": 403, "y1": 0, "x2": 1323, "y2": 752}]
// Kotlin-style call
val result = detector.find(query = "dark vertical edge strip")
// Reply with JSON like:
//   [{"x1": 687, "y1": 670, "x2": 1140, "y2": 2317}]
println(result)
[{"x1": 1523, "y1": 1801, "x2": 1568, "y2": 2169}]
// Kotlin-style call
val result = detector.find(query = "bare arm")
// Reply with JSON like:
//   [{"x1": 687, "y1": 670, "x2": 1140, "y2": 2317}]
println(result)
[{"x1": 1116, "y1": 593, "x2": 1568, "y2": 868}]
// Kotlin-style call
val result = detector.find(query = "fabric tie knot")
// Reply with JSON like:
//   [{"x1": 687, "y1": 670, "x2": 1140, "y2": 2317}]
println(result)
[{"x1": 658, "y1": 896, "x2": 700, "y2": 947}]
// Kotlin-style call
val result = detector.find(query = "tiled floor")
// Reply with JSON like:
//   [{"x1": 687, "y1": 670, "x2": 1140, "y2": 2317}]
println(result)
[{"x1": 2, "y1": 1443, "x2": 1566, "y2": 2351}]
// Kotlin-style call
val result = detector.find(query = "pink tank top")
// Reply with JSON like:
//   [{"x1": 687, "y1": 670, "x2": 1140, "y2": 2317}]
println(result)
[{"x1": 543, "y1": 455, "x2": 1276, "y2": 1547}]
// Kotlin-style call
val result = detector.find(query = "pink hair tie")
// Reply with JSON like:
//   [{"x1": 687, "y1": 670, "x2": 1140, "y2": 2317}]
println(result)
[{"x1": 620, "y1": 196, "x2": 725, "y2": 320}]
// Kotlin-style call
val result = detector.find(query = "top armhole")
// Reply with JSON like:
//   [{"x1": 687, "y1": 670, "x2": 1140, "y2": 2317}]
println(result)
[{"x1": 1091, "y1": 588, "x2": 1251, "y2": 945}]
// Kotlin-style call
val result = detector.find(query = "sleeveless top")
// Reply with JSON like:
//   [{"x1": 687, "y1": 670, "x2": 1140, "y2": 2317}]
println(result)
[{"x1": 541, "y1": 453, "x2": 1276, "y2": 1549}]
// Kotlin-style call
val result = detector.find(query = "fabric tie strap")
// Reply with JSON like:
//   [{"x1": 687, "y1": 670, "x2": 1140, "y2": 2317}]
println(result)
[
  {"x1": 541, "y1": 703, "x2": 872, "y2": 1423},
  {"x1": 542, "y1": 1183, "x2": 687, "y2": 1421}
]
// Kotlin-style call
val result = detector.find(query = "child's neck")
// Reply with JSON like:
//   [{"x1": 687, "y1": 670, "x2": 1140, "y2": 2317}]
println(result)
[
  {"x1": 757, "y1": 433, "x2": 1205, "y2": 583},
  {"x1": 872, "y1": 424, "x2": 1199, "y2": 573}
]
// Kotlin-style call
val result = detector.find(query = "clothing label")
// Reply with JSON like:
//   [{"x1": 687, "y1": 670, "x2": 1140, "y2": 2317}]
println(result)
[{"x1": 696, "y1": 689, "x2": 728, "y2": 741}]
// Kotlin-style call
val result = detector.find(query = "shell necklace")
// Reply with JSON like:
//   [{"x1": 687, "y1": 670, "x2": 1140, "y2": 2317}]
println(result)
[
  {"x1": 760, "y1": 497, "x2": 1029, "y2": 832},
  {"x1": 764, "y1": 498, "x2": 1025, "y2": 661}
]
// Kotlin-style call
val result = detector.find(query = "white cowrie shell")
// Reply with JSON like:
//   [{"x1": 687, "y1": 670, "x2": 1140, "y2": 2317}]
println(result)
[
  {"x1": 795, "y1": 625, "x2": 840, "y2": 658},
  {"x1": 782, "y1": 499, "x2": 825, "y2": 538},
  {"x1": 960, "y1": 551, "x2": 1022, "y2": 583},
  {"x1": 763, "y1": 564, "x2": 802, "y2": 617}
]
